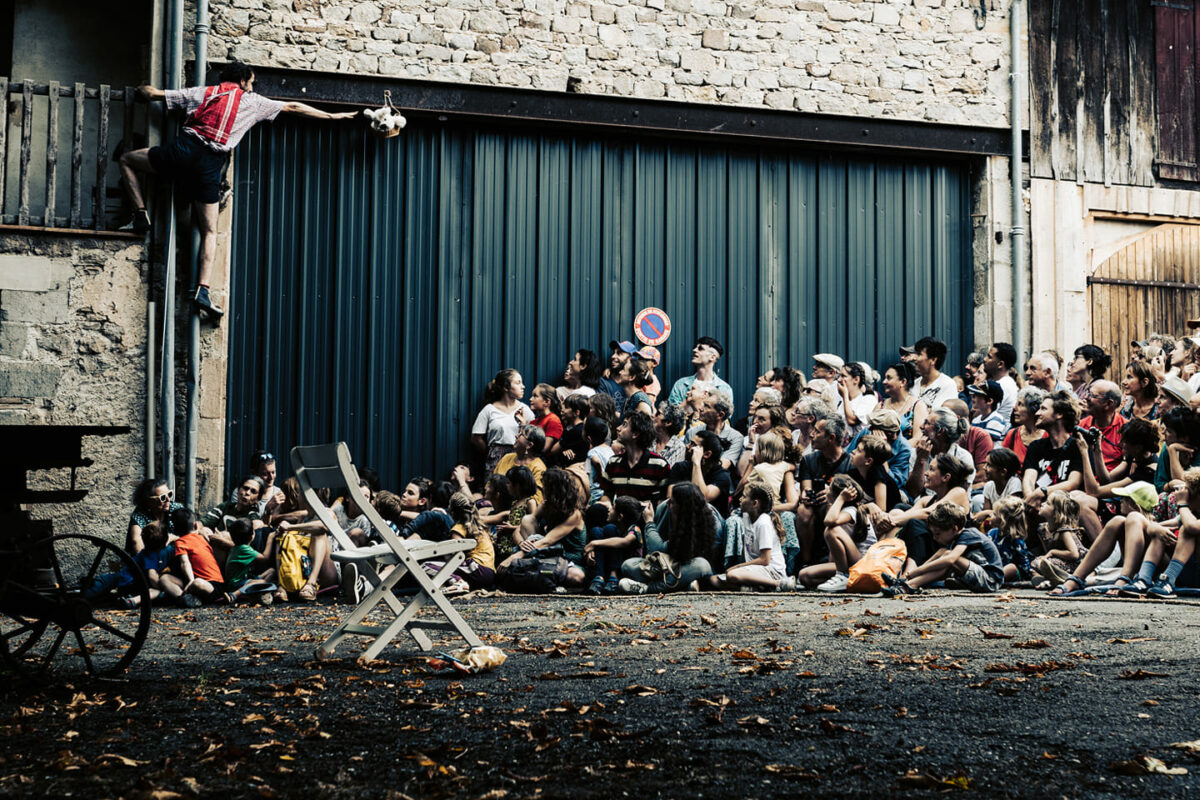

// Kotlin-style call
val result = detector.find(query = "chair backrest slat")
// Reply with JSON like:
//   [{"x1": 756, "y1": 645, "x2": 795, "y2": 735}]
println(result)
[{"x1": 290, "y1": 442, "x2": 422, "y2": 566}]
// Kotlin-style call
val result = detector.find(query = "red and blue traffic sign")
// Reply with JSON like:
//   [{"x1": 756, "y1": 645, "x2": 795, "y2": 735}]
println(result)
[{"x1": 634, "y1": 307, "x2": 672, "y2": 346}]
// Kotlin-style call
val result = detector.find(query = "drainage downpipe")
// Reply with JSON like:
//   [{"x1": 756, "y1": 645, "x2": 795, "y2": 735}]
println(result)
[
  {"x1": 146, "y1": 301, "x2": 156, "y2": 479},
  {"x1": 161, "y1": 0, "x2": 184, "y2": 489},
  {"x1": 1010, "y1": 0, "x2": 1026, "y2": 362},
  {"x1": 185, "y1": 0, "x2": 209, "y2": 512}
]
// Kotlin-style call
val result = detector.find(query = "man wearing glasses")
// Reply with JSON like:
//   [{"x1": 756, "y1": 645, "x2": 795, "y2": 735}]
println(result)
[
  {"x1": 1077, "y1": 381, "x2": 1126, "y2": 472},
  {"x1": 666, "y1": 336, "x2": 734, "y2": 411}
]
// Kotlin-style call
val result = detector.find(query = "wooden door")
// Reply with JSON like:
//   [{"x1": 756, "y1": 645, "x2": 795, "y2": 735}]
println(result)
[{"x1": 1089, "y1": 223, "x2": 1200, "y2": 372}]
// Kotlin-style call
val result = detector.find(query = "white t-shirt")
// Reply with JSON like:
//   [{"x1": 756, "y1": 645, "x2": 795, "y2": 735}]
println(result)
[
  {"x1": 471, "y1": 402, "x2": 532, "y2": 447},
  {"x1": 556, "y1": 385, "x2": 596, "y2": 404},
  {"x1": 913, "y1": 372, "x2": 958, "y2": 409},
  {"x1": 996, "y1": 375, "x2": 1018, "y2": 421},
  {"x1": 744, "y1": 513, "x2": 786, "y2": 576},
  {"x1": 838, "y1": 391, "x2": 879, "y2": 440},
  {"x1": 982, "y1": 475, "x2": 1023, "y2": 507},
  {"x1": 843, "y1": 506, "x2": 879, "y2": 555}
]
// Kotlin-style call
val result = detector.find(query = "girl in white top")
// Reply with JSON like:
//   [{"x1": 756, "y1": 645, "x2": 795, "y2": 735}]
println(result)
[
  {"x1": 837, "y1": 362, "x2": 879, "y2": 443},
  {"x1": 471, "y1": 369, "x2": 532, "y2": 477},
  {"x1": 709, "y1": 483, "x2": 790, "y2": 590}
]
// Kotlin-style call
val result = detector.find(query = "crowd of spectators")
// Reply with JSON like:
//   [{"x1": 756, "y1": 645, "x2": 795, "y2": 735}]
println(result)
[{"x1": 108, "y1": 328, "x2": 1200, "y2": 608}]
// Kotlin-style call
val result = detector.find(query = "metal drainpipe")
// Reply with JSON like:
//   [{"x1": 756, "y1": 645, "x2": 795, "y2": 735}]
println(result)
[
  {"x1": 185, "y1": 0, "x2": 209, "y2": 512},
  {"x1": 161, "y1": 0, "x2": 184, "y2": 489},
  {"x1": 1010, "y1": 0, "x2": 1026, "y2": 362},
  {"x1": 146, "y1": 301, "x2": 156, "y2": 479}
]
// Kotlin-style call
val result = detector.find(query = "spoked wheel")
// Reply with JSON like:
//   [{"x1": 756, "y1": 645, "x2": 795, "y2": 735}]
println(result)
[{"x1": 0, "y1": 534, "x2": 151, "y2": 680}]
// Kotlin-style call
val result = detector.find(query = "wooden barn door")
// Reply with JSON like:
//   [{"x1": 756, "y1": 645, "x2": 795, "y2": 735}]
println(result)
[{"x1": 1089, "y1": 222, "x2": 1200, "y2": 371}]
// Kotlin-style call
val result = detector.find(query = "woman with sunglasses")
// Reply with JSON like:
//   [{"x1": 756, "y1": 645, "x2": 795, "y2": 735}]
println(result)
[{"x1": 127, "y1": 477, "x2": 184, "y2": 553}]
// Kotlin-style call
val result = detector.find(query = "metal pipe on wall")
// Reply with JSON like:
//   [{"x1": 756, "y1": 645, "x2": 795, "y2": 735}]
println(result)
[
  {"x1": 185, "y1": 0, "x2": 209, "y2": 512},
  {"x1": 1010, "y1": 0, "x2": 1026, "y2": 362},
  {"x1": 161, "y1": 0, "x2": 184, "y2": 489},
  {"x1": 146, "y1": 301, "x2": 156, "y2": 479}
]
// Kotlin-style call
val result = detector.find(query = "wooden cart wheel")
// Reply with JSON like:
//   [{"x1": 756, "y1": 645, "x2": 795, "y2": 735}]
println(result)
[{"x1": 0, "y1": 534, "x2": 151, "y2": 680}]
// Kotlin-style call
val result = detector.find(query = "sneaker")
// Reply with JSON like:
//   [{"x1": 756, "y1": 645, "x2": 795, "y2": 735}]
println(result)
[
  {"x1": 618, "y1": 578, "x2": 648, "y2": 595},
  {"x1": 777, "y1": 576, "x2": 797, "y2": 592},
  {"x1": 1146, "y1": 580, "x2": 1177, "y2": 600},
  {"x1": 817, "y1": 573, "x2": 849, "y2": 593},
  {"x1": 192, "y1": 285, "x2": 225, "y2": 320},
  {"x1": 587, "y1": 576, "x2": 605, "y2": 595},
  {"x1": 340, "y1": 563, "x2": 362, "y2": 604},
  {"x1": 1117, "y1": 578, "x2": 1150, "y2": 598},
  {"x1": 119, "y1": 208, "x2": 151, "y2": 234},
  {"x1": 179, "y1": 593, "x2": 202, "y2": 608},
  {"x1": 602, "y1": 576, "x2": 620, "y2": 595}
]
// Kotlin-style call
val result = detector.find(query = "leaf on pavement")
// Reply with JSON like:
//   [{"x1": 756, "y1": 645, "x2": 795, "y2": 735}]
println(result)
[
  {"x1": 1119, "y1": 669, "x2": 1170, "y2": 680},
  {"x1": 1011, "y1": 639, "x2": 1051, "y2": 650}
]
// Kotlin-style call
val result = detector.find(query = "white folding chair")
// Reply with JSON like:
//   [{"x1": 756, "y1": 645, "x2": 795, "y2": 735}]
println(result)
[{"x1": 290, "y1": 442, "x2": 483, "y2": 661}]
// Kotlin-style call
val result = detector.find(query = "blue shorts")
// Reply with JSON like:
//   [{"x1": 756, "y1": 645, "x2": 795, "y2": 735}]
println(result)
[{"x1": 148, "y1": 132, "x2": 228, "y2": 204}]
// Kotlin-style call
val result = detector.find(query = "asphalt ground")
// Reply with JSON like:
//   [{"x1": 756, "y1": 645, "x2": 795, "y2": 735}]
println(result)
[{"x1": 3, "y1": 589, "x2": 1200, "y2": 799}]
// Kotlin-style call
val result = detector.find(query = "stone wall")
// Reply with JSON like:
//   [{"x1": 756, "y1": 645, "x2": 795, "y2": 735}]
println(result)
[
  {"x1": 0, "y1": 233, "x2": 149, "y2": 545},
  {"x1": 204, "y1": 0, "x2": 1014, "y2": 126}
]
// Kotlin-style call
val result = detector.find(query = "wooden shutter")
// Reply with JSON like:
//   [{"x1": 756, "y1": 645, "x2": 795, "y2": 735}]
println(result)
[{"x1": 1156, "y1": 0, "x2": 1200, "y2": 180}]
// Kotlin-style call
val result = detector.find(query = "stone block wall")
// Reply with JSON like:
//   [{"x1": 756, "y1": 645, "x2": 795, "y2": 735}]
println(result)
[
  {"x1": 0, "y1": 234, "x2": 149, "y2": 544},
  {"x1": 203, "y1": 0, "x2": 1015, "y2": 126}
]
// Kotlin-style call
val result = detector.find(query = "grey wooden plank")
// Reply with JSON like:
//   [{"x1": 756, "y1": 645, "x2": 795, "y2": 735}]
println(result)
[
  {"x1": 71, "y1": 82, "x2": 84, "y2": 227},
  {"x1": 1029, "y1": 0, "x2": 1055, "y2": 179},
  {"x1": 45, "y1": 80, "x2": 59, "y2": 227},
  {"x1": 1127, "y1": 2, "x2": 1158, "y2": 186},
  {"x1": 94, "y1": 84, "x2": 109, "y2": 230},
  {"x1": 0, "y1": 77, "x2": 7, "y2": 220},
  {"x1": 18, "y1": 79, "x2": 33, "y2": 226}
]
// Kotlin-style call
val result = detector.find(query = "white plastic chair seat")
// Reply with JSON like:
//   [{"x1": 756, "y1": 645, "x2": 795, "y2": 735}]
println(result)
[{"x1": 331, "y1": 538, "x2": 474, "y2": 564}]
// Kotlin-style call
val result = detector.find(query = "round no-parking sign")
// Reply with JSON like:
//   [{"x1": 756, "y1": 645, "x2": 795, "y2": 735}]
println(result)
[{"x1": 634, "y1": 307, "x2": 672, "y2": 346}]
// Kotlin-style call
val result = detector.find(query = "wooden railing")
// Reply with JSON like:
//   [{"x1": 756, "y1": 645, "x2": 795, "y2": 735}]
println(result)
[{"x1": 2, "y1": 78, "x2": 147, "y2": 232}]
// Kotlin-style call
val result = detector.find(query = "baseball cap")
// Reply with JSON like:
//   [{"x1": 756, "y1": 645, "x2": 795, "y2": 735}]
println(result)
[
  {"x1": 813, "y1": 353, "x2": 845, "y2": 371},
  {"x1": 867, "y1": 408, "x2": 902, "y2": 433},
  {"x1": 608, "y1": 340, "x2": 638, "y2": 355},
  {"x1": 1161, "y1": 375, "x2": 1194, "y2": 406},
  {"x1": 636, "y1": 346, "x2": 661, "y2": 366},
  {"x1": 967, "y1": 380, "x2": 1004, "y2": 407},
  {"x1": 1111, "y1": 481, "x2": 1159, "y2": 513}
]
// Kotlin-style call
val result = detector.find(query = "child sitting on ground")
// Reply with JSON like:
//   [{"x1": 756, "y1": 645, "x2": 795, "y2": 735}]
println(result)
[
  {"x1": 218, "y1": 519, "x2": 279, "y2": 605},
  {"x1": 985, "y1": 495, "x2": 1033, "y2": 584},
  {"x1": 87, "y1": 520, "x2": 173, "y2": 607},
  {"x1": 709, "y1": 483, "x2": 792, "y2": 592},
  {"x1": 490, "y1": 466, "x2": 538, "y2": 559},
  {"x1": 797, "y1": 474, "x2": 874, "y2": 592},
  {"x1": 584, "y1": 495, "x2": 644, "y2": 595},
  {"x1": 1145, "y1": 468, "x2": 1200, "y2": 598},
  {"x1": 1030, "y1": 491, "x2": 1087, "y2": 588},
  {"x1": 973, "y1": 447, "x2": 1023, "y2": 529},
  {"x1": 160, "y1": 508, "x2": 225, "y2": 607},
  {"x1": 584, "y1": 417, "x2": 615, "y2": 505},
  {"x1": 883, "y1": 503, "x2": 1004, "y2": 595}
]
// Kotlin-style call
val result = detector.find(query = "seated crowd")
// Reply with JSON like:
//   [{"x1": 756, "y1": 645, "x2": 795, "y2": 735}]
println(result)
[{"x1": 109, "y1": 329, "x2": 1200, "y2": 608}]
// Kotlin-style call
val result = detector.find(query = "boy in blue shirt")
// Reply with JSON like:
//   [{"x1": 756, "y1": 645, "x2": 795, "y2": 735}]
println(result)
[{"x1": 883, "y1": 503, "x2": 1005, "y2": 595}]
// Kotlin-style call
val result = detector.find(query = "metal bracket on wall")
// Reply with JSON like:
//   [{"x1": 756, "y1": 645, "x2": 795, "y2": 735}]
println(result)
[{"x1": 1086, "y1": 276, "x2": 1200, "y2": 290}]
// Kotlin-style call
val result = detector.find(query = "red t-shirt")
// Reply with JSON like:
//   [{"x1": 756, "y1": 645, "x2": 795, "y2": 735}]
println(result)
[
  {"x1": 1002, "y1": 427, "x2": 1048, "y2": 463},
  {"x1": 1079, "y1": 413, "x2": 1127, "y2": 472},
  {"x1": 174, "y1": 532, "x2": 223, "y2": 583},
  {"x1": 533, "y1": 412, "x2": 564, "y2": 441}
]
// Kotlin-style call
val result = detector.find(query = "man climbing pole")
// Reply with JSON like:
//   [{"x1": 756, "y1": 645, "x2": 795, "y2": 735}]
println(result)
[{"x1": 119, "y1": 61, "x2": 357, "y2": 320}]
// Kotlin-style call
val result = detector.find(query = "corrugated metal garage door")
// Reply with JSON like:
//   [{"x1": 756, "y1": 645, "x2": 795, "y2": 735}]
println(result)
[{"x1": 227, "y1": 118, "x2": 972, "y2": 490}]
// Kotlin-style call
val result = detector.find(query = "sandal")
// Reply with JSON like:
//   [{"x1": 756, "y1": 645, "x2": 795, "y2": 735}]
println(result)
[
  {"x1": 882, "y1": 578, "x2": 920, "y2": 597},
  {"x1": 1103, "y1": 575, "x2": 1135, "y2": 597},
  {"x1": 1048, "y1": 575, "x2": 1085, "y2": 596},
  {"x1": 298, "y1": 584, "x2": 318, "y2": 602},
  {"x1": 272, "y1": 587, "x2": 289, "y2": 603}
]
